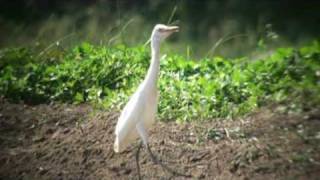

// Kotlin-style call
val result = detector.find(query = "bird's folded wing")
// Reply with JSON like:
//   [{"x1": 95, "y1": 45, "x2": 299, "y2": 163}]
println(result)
[{"x1": 115, "y1": 93, "x2": 145, "y2": 138}]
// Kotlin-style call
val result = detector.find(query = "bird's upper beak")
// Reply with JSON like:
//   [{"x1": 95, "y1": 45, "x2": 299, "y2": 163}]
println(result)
[{"x1": 165, "y1": 26, "x2": 179, "y2": 33}]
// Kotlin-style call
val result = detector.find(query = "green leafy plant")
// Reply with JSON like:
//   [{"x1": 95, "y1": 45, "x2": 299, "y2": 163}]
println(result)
[{"x1": 0, "y1": 41, "x2": 319, "y2": 121}]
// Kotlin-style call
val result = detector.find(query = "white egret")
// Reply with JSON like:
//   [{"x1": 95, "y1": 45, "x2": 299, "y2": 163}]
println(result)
[{"x1": 114, "y1": 24, "x2": 188, "y2": 178}]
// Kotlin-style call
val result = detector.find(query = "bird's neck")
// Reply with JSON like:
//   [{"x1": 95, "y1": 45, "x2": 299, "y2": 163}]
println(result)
[{"x1": 144, "y1": 39, "x2": 161, "y2": 89}]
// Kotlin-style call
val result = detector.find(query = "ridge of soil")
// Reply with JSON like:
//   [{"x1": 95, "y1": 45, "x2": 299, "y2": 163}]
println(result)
[{"x1": 0, "y1": 99, "x2": 319, "y2": 180}]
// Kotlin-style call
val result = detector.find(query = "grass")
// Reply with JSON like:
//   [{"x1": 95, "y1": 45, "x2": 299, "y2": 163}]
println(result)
[
  {"x1": 0, "y1": 41, "x2": 319, "y2": 122},
  {"x1": 1, "y1": 4, "x2": 299, "y2": 59}
]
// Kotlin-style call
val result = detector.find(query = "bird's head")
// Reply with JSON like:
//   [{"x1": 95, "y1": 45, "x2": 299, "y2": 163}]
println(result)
[{"x1": 151, "y1": 24, "x2": 179, "y2": 42}]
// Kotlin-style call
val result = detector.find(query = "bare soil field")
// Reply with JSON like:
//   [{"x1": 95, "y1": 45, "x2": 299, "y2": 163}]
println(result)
[{"x1": 0, "y1": 99, "x2": 319, "y2": 179}]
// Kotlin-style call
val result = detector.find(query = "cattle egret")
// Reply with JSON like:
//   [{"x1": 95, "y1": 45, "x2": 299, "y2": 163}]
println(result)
[{"x1": 114, "y1": 24, "x2": 189, "y2": 178}]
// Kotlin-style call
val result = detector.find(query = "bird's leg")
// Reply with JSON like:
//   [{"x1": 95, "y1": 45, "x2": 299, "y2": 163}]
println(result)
[
  {"x1": 146, "y1": 144, "x2": 190, "y2": 178},
  {"x1": 135, "y1": 141, "x2": 143, "y2": 180}
]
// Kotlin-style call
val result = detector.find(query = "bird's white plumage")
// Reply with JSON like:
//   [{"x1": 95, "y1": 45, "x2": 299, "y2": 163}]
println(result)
[
  {"x1": 114, "y1": 83, "x2": 157, "y2": 152},
  {"x1": 114, "y1": 24, "x2": 179, "y2": 153}
]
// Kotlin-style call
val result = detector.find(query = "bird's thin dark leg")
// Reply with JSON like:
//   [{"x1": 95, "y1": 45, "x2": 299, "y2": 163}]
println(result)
[
  {"x1": 135, "y1": 141, "x2": 143, "y2": 180},
  {"x1": 146, "y1": 144, "x2": 191, "y2": 178}
]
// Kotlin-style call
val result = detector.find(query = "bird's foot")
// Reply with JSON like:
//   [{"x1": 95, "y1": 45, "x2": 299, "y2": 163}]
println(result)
[{"x1": 146, "y1": 144, "x2": 191, "y2": 178}]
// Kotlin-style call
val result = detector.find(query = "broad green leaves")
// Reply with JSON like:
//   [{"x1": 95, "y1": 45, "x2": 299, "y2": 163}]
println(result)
[{"x1": 0, "y1": 42, "x2": 319, "y2": 121}]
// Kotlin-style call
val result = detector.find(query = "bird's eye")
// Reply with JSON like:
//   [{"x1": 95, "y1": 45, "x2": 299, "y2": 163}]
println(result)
[{"x1": 158, "y1": 28, "x2": 165, "y2": 33}]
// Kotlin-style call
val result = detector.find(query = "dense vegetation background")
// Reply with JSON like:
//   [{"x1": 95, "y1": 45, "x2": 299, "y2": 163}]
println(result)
[
  {"x1": 0, "y1": 0, "x2": 319, "y2": 121},
  {"x1": 1, "y1": 0, "x2": 319, "y2": 57}
]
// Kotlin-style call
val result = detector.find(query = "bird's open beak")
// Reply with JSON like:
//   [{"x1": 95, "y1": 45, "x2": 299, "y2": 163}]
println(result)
[{"x1": 165, "y1": 26, "x2": 179, "y2": 33}]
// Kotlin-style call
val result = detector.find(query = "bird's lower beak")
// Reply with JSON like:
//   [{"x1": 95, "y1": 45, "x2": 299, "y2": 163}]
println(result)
[{"x1": 166, "y1": 26, "x2": 179, "y2": 33}]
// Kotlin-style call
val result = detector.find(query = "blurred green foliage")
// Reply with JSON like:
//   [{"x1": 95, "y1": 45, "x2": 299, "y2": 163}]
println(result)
[
  {"x1": 0, "y1": 42, "x2": 319, "y2": 121},
  {"x1": 1, "y1": 0, "x2": 319, "y2": 57}
]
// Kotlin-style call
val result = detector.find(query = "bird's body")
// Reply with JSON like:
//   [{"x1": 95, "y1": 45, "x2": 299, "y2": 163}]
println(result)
[
  {"x1": 114, "y1": 78, "x2": 158, "y2": 152},
  {"x1": 113, "y1": 24, "x2": 189, "y2": 179},
  {"x1": 114, "y1": 24, "x2": 179, "y2": 153}
]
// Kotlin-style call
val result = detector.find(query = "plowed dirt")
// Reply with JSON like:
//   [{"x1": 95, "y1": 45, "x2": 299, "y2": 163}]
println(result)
[{"x1": 0, "y1": 99, "x2": 319, "y2": 179}]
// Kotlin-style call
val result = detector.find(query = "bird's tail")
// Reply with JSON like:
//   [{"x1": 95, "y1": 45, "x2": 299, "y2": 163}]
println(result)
[{"x1": 114, "y1": 137, "x2": 120, "y2": 153}]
